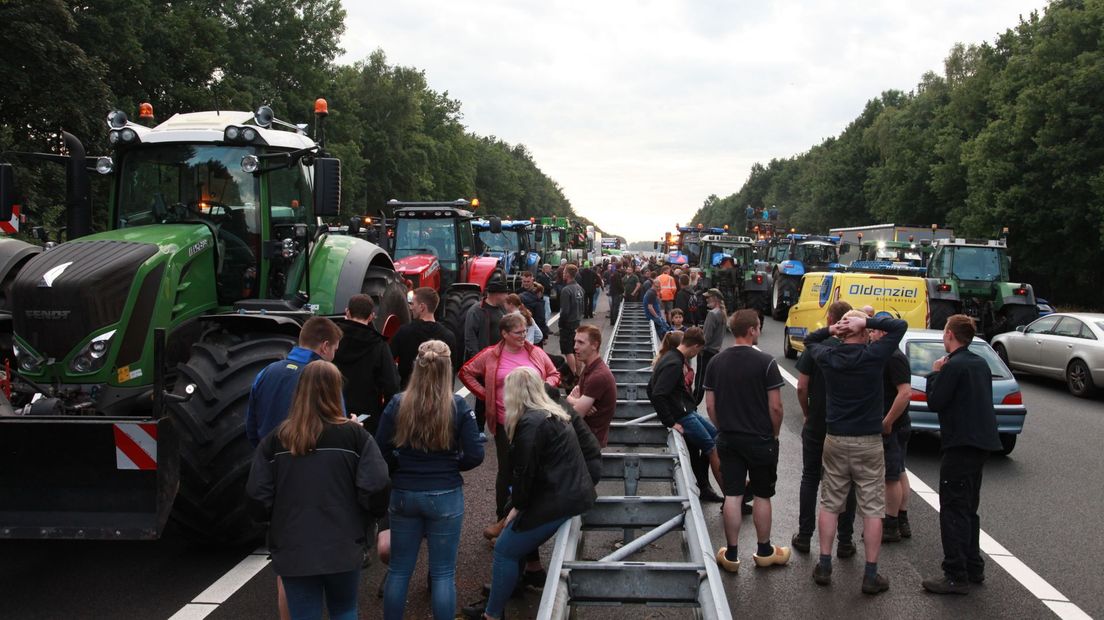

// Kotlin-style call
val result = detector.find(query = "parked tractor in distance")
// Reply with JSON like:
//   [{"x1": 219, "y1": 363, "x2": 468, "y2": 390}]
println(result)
[
  {"x1": 760, "y1": 234, "x2": 844, "y2": 320},
  {"x1": 697, "y1": 234, "x2": 771, "y2": 317},
  {"x1": 389, "y1": 199, "x2": 504, "y2": 345},
  {"x1": 0, "y1": 102, "x2": 408, "y2": 544},
  {"x1": 472, "y1": 217, "x2": 541, "y2": 290},
  {"x1": 925, "y1": 235, "x2": 1038, "y2": 338}
]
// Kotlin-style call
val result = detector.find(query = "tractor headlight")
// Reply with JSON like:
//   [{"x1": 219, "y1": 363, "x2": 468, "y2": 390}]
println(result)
[
  {"x1": 13, "y1": 341, "x2": 43, "y2": 374},
  {"x1": 69, "y1": 330, "x2": 116, "y2": 374},
  {"x1": 95, "y1": 156, "x2": 114, "y2": 175},
  {"x1": 225, "y1": 126, "x2": 241, "y2": 141},
  {"x1": 241, "y1": 154, "x2": 259, "y2": 173}
]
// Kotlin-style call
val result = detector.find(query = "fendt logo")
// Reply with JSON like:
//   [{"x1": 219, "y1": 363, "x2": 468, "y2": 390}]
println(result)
[{"x1": 25, "y1": 310, "x2": 72, "y2": 320}]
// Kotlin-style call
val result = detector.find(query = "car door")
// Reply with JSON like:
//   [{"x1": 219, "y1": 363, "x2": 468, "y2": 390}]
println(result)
[
  {"x1": 1009, "y1": 314, "x2": 1061, "y2": 372},
  {"x1": 1038, "y1": 317, "x2": 1085, "y2": 378}
]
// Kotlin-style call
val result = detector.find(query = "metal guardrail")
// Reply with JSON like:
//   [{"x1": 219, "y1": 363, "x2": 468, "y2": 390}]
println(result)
[{"x1": 537, "y1": 302, "x2": 731, "y2": 619}]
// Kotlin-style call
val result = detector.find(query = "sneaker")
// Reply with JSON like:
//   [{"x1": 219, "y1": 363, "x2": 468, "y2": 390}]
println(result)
[
  {"x1": 460, "y1": 599, "x2": 489, "y2": 619},
  {"x1": 812, "y1": 563, "x2": 832, "y2": 586},
  {"x1": 899, "y1": 516, "x2": 912, "y2": 538},
  {"x1": 483, "y1": 518, "x2": 506, "y2": 540},
  {"x1": 836, "y1": 539, "x2": 857, "y2": 559},
  {"x1": 882, "y1": 523, "x2": 902, "y2": 543},
  {"x1": 741, "y1": 502, "x2": 753, "y2": 516},
  {"x1": 922, "y1": 576, "x2": 968, "y2": 594},
  {"x1": 522, "y1": 569, "x2": 547, "y2": 591},
  {"x1": 862, "y1": 573, "x2": 890, "y2": 595},
  {"x1": 968, "y1": 573, "x2": 985, "y2": 584},
  {"x1": 790, "y1": 533, "x2": 811, "y2": 554},
  {"x1": 715, "y1": 547, "x2": 740, "y2": 573},
  {"x1": 753, "y1": 545, "x2": 791, "y2": 567}
]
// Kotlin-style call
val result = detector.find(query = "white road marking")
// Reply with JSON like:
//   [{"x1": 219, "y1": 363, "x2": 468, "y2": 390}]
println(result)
[
  {"x1": 170, "y1": 312, "x2": 565, "y2": 619},
  {"x1": 775, "y1": 358, "x2": 1089, "y2": 618},
  {"x1": 168, "y1": 549, "x2": 270, "y2": 619}
]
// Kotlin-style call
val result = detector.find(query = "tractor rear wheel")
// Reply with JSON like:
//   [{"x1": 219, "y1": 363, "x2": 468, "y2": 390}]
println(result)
[
  {"x1": 169, "y1": 331, "x2": 296, "y2": 545},
  {"x1": 999, "y1": 304, "x2": 1038, "y2": 334},
  {"x1": 771, "y1": 277, "x2": 797, "y2": 321},
  {"x1": 929, "y1": 301, "x2": 957, "y2": 330},
  {"x1": 444, "y1": 289, "x2": 481, "y2": 356}
]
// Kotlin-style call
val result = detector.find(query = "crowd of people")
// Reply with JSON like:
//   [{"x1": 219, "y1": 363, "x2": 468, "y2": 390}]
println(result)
[{"x1": 240, "y1": 251, "x2": 1004, "y2": 618}]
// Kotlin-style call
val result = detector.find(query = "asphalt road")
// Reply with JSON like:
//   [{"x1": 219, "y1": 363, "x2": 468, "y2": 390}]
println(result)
[{"x1": 1, "y1": 301, "x2": 1100, "y2": 619}]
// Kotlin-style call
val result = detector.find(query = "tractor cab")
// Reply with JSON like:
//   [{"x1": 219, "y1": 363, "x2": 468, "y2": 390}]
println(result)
[
  {"x1": 667, "y1": 224, "x2": 728, "y2": 267},
  {"x1": 472, "y1": 218, "x2": 540, "y2": 286},
  {"x1": 389, "y1": 199, "x2": 479, "y2": 292},
  {"x1": 849, "y1": 238, "x2": 931, "y2": 276}
]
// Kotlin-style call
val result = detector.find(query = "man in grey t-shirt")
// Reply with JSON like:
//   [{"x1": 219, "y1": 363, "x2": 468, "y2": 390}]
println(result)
[{"x1": 695, "y1": 288, "x2": 727, "y2": 403}]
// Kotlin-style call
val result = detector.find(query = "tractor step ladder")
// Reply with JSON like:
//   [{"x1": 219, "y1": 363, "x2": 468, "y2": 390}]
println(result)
[{"x1": 537, "y1": 302, "x2": 731, "y2": 619}]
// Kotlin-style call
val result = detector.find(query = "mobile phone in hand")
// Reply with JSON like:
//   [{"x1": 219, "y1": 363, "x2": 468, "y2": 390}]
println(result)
[{"x1": 356, "y1": 414, "x2": 370, "y2": 423}]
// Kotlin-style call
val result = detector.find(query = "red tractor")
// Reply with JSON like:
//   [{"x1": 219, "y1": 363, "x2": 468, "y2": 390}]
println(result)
[{"x1": 388, "y1": 199, "x2": 506, "y2": 345}]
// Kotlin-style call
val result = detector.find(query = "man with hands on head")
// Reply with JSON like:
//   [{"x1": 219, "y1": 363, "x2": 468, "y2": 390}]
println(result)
[{"x1": 803, "y1": 310, "x2": 907, "y2": 595}]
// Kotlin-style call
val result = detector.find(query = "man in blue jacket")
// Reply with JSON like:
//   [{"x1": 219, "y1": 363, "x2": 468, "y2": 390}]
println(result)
[
  {"x1": 245, "y1": 316, "x2": 343, "y2": 446},
  {"x1": 804, "y1": 310, "x2": 906, "y2": 595},
  {"x1": 922, "y1": 315, "x2": 1002, "y2": 595}
]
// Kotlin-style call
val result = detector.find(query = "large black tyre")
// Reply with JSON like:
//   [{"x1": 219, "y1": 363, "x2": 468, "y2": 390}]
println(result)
[
  {"x1": 929, "y1": 301, "x2": 957, "y2": 330},
  {"x1": 998, "y1": 433, "x2": 1017, "y2": 456},
  {"x1": 999, "y1": 304, "x2": 1038, "y2": 335},
  {"x1": 770, "y1": 276, "x2": 798, "y2": 321},
  {"x1": 444, "y1": 288, "x2": 481, "y2": 356},
  {"x1": 169, "y1": 332, "x2": 296, "y2": 545},
  {"x1": 361, "y1": 266, "x2": 410, "y2": 334},
  {"x1": 1066, "y1": 358, "x2": 1097, "y2": 398},
  {"x1": 993, "y1": 342, "x2": 1010, "y2": 368},
  {"x1": 783, "y1": 327, "x2": 797, "y2": 359}
]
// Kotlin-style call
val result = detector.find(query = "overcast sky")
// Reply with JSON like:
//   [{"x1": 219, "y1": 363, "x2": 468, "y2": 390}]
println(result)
[{"x1": 340, "y1": 1, "x2": 1048, "y2": 243}]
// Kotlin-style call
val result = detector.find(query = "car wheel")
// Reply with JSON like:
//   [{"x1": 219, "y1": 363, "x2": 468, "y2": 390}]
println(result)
[
  {"x1": 993, "y1": 342, "x2": 1010, "y2": 367},
  {"x1": 783, "y1": 328, "x2": 797, "y2": 359},
  {"x1": 998, "y1": 433, "x2": 1017, "y2": 456},
  {"x1": 1066, "y1": 359, "x2": 1097, "y2": 398}
]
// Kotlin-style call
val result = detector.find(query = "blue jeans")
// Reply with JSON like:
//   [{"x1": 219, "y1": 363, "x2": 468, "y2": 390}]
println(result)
[
  {"x1": 281, "y1": 570, "x2": 359, "y2": 620},
  {"x1": 384, "y1": 487, "x2": 465, "y2": 620},
  {"x1": 678, "y1": 412, "x2": 718, "y2": 454},
  {"x1": 486, "y1": 516, "x2": 568, "y2": 618},
  {"x1": 646, "y1": 309, "x2": 671, "y2": 337}
]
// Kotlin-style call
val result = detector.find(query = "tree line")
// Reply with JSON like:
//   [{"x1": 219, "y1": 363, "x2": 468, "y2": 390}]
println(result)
[
  {"x1": 0, "y1": 0, "x2": 583, "y2": 237},
  {"x1": 691, "y1": 0, "x2": 1104, "y2": 308}
]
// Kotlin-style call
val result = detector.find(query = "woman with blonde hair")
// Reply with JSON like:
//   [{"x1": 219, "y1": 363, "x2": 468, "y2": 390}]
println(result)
[
  {"x1": 247, "y1": 360, "x2": 390, "y2": 620},
  {"x1": 459, "y1": 313, "x2": 560, "y2": 548},
  {"x1": 462, "y1": 367, "x2": 602, "y2": 620},
  {"x1": 375, "y1": 340, "x2": 484, "y2": 620}
]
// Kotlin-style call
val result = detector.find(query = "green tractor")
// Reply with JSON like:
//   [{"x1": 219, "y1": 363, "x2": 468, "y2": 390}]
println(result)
[
  {"x1": 925, "y1": 236, "x2": 1038, "y2": 338},
  {"x1": 697, "y1": 234, "x2": 771, "y2": 317},
  {"x1": 0, "y1": 102, "x2": 408, "y2": 543}
]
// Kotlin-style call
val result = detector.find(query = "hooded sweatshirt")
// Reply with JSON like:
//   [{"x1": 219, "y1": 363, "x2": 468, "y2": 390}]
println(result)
[
  {"x1": 389, "y1": 319, "x2": 460, "y2": 387},
  {"x1": 333, "y1": 319, "x2": 400, "y2": 432}
]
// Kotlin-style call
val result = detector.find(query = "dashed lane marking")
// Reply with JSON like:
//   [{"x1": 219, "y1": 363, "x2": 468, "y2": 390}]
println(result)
[
  {"x1": 169, "y1": 312, "x2": 562, "y2": 619},
  {"x1": 774, "y1": 355, "x2": 1090, "y2": 619}
]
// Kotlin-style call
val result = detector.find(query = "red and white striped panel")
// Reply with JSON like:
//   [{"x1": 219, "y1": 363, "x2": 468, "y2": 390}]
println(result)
[
  {"x1": 0, "y1": 205, "x2": 20, "y2": 234},
  {"x1": 113, "y1": 423, "x2": 158, "y2": 470}
]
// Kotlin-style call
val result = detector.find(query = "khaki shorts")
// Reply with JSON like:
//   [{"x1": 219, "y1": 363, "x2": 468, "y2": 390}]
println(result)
[{"x1": 820, "y1": 434, "x2": 885, "y2": 518}]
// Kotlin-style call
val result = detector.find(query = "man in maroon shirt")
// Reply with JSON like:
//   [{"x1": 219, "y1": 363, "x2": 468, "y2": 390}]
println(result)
[{"x1": 567, "y1": 324, "x2": 617, "y2": 446}]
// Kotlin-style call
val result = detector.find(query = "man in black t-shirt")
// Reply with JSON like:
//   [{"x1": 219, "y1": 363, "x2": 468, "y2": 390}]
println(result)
[
  {"x1": 870, "y1": 324, "x2": 913, "y2": 542},
  {"x1": 791, "y1": 301, "x2": 857, "y2": 557},
  {"x1": 704, "y1": 309, "x2": 789, "y2": 573}
]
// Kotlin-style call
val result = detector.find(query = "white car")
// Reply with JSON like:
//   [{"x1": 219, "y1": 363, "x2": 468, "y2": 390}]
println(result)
[{"x1": 990, "y1": 312, "x2": 1104, "y2": 397}]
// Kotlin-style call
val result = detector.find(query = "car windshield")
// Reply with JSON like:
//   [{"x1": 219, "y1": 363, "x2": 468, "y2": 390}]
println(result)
[
  {"x1": 394, "y1": 218, "x2": 457, "y2": 263},
  {"x1": 906, "y1": 340, "x2": 1012, "y2": 379},
  {"x1": 797, "y1": 243, "x2": 837, "y2": 265},
  {"x1": 949, "y1": 246, "x2": 1008, "y2": 281},
  {"x1": 117, "y1": 144, "x2": 260, "y2": 232},
  {"x1": 479, "y1": 229, "x2": 520, "y2": 253}
]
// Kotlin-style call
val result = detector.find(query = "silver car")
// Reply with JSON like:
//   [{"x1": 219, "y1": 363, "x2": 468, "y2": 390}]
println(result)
[
  {"x1": 991, "y1": 312, "x2": 1104, "y2": 398},
  {"x1": 901, "y1": 330, "x2": 1026, "y2": 456}
]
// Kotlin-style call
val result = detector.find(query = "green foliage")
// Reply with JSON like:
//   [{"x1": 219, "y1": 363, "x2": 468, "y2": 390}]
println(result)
[
  {"x1": 1, "y1": 2, "x2": 583, "y2": 242},
  {"x1": 691, "y1": 0, "x2": 1104, "y2": 307}
]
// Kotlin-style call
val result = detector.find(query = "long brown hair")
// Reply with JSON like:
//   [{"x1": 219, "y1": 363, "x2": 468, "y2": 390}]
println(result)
[
  {"x1": 505, "y1": 293, "x2": 534, "y2": 326},
  {"x1": 277, "y1": 360, "x2": 348, "y2": 456},
  {"x1": 653, "y1": 330, "x2": 683, "y2": 366},
  {"x1": 394, "y1": 340, "x2": 455, "y2": 451}
]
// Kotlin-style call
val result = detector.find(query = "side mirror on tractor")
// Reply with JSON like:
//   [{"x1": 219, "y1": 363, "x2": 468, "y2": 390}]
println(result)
[
  {"x1": 313, "y1": 158, "x2": 341, "y2": 217},
  {"x1": 534, "y1": 225, "x2": 544, "y2": 243},
  {"x1": 489, "y1": 216, "x2": 502, "y2": 234},
  {"x1": 0, "y1": 163, "x2": 16, "y2": 222}
]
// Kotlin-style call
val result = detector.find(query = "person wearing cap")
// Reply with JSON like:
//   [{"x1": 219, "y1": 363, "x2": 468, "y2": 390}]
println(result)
[{"x1": 695, "y1": 289, "x2": 726, "y2": 403}]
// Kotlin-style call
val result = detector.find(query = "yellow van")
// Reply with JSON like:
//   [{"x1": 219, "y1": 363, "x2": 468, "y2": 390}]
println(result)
[{"x1": 783, "y1": 272, "x2": 929, "y2": 358}]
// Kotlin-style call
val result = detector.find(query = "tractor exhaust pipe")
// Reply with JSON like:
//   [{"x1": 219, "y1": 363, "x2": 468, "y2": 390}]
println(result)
[{"x1": 62, "y1": 131, "x2": 91, "y2": 240}]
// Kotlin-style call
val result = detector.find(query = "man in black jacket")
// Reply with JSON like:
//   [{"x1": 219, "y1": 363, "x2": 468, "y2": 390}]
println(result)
[
  {"x1": 804, "y1": 310, "x2": 906, "y2": 595},
  {"x1": 647, "y1": 327, "x2": 723, "y2": 498},
  {"x1": 389, "y1": 287, "x2": 459, "y2": 387},
  {"x1": 922, "y1": 314, "x2": 1003, "y2": 595},
  {"x1": 607, "y1": 263, "x2": 624, "y2": 325},
  {"x1": 333, "y1": 295, "x2": 401, "y2": 435}
]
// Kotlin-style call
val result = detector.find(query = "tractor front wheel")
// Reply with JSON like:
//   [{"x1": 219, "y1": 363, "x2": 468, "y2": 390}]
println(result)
[
  {"x1": 361, "y1": 266, "x2": 410, "y2": 337},
  {"x1": 444, "y1": 289, "x2": 481, "y2": 356},
  {"x1": 169, "y1": 331, "x2": 296, "y2": 545}
]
